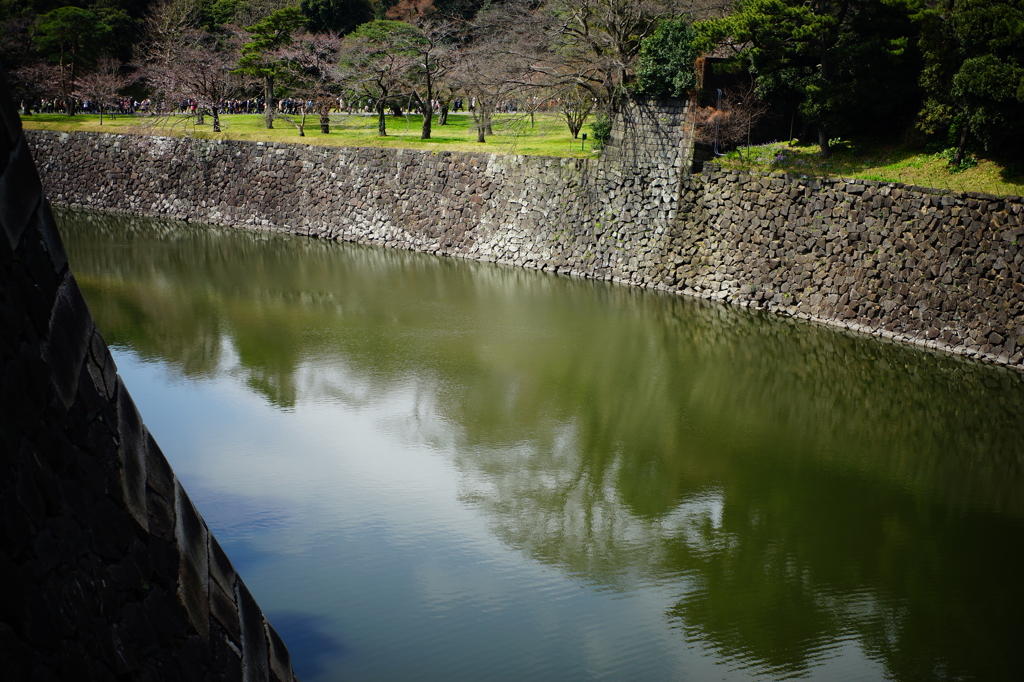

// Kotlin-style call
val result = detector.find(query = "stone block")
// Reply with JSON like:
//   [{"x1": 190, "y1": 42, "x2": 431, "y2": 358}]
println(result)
[
  {"x1": 87, "y1": 330, "x2": 117, "y2": 402},
  {"x1": 211, "y1": 578, "x2": 241, "y2": 646},
  {"x1": 209, "y1": 535, "x2": 236, "y2": 597},
  {"x1": 265, "y1": 621, "x2": 293, "y2": 682},
  {"x1": 174, "y1": 478, "x2": 210, "y2": 639},
  {"x1": 236, "y1": 579, "x2": 269, "y2": 682},
  {"x1": 144, "y1": 429, "x2": 174, "y2": 503},
  {"x1": 43, "y1": 275, "x2": 94, "y2": 410},
  {"x1": 34, "y1": 199, "x2": 67, "y2": 276},
  {"x1": 146, "y1": 478, "x2": 175, "y2": 541},
  {"x1": 0, "y1": 137, "x2": 42, "y2": 251},
  {"x1": 116, "y1": 377, "x2": 148, "y2": 530}
]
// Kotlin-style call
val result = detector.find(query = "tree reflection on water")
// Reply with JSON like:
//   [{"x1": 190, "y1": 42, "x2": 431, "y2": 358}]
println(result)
[{"x1": 61, "y1": 208, "x2": 1024, "y2": 681}]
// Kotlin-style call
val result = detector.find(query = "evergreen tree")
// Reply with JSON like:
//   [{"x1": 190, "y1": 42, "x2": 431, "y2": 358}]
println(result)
[
  {"x1": 917, "y1": 0, "x2": 1024, "y2": 164},
  {"x1": 699, "y1": 0, "x2": 921, "y2": 156},
  {"x1": 33, "y1": 6, "x2": 113, "y2": 112},
  {"x1": 234, "y1": 5, "x2": 305, "y2": 129}
]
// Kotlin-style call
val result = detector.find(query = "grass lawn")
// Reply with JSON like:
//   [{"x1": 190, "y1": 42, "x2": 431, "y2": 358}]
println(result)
[
  {"x1": 713, "y1": 139, "x2": 1024, "y2": 198},
  {"x1": 24, "y1": 110, "x2": 1022, "y2": 197},
  {"x1": 20, "y1": 110, "x2": 600, "y2": 159}
]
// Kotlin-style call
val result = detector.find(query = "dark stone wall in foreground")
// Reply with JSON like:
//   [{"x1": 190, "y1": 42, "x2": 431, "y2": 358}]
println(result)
[{"x1": 0, "y1": 76, "x2": 295, "y2": 680}]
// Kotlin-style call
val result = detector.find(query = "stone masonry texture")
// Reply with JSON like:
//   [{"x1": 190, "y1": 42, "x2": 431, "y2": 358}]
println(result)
[
  {"x1": 24, "y1": 96, "x2": 1024, "y2": 370},
  {"x1": 0, "y1": 72, "x2": 297, "y2": 679}
]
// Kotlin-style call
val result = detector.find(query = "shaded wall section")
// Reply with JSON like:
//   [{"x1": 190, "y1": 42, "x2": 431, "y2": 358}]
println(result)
[{"x1": 0, "y1": 74, "x2": 296, "y2": 680}]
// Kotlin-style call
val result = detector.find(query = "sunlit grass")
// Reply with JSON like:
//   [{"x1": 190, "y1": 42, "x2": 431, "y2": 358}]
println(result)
[
  {"x1": 20, "y1": 111, "x2": 600, "y2": 159},
  {"x1": 714, "y1": 139, "x2": 1024, "y2": 197}
]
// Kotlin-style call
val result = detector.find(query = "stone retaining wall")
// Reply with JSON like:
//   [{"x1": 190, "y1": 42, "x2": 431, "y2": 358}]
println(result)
[
  {"x1": 2, "y1": 77, "x2": 296, "y2": 680},
  {"x1": 685, "y1": 166, "x2": 1024, "y2": 365},
  {"x1": 24, "y1": 111, "x2": 1024, "y2": 369}
]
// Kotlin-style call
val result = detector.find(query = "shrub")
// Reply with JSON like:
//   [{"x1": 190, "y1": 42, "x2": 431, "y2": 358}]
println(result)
[{"x1": 590, "y1": 115, "x2": 612, "y2": 147}]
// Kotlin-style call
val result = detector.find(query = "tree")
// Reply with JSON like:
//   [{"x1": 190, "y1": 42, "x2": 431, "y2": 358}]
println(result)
[
  {"x1": 138, "y1": 0, "x2": 239, "y2": 133},
  {"x1": 277, "y1": 29, "x2": 344, "y2": 134},
  {"x1": 135, "y1": 0, "x2": 203, "y2": 97},
  {"x1": 91, "y1": 4, "x2": 137, "y2": 61},
  {"x1": 7, "y1": 61, "x2": 61, "y2": 113},
  {"x1": 449, "y1": 29, "x2": 535, "y2": 143},
  {"x1": 300, "y1": 0, "x2": 373, "y2": 34},
  {"x1": 2, "y1": 14, "x2": 40, "y2": 75},
  {"x1": 541, "y1": 0, "x2": 723, "y2": 110},
  {"x1": 917, "y1": 0, "x2": 1024, "y2": 165},
  {"x1": 74, "y1": 57, "x2": 136, "y2": 124},
  {"x1": 445, "y1": 3, "x2": 546, "y2": 143},
  {"x1": 692, "y1": 83, "x2": 770, "y2": 155},
  {"x1": 559, "y1": 84, "x2": 594, "y2": 138},
  {"x1": 698, "y1": 0, "x2": 922, "y2": 156},
  {"x1": 404, "y1": 20, "x2": 457, "y2": 139},
  {"x1": 234, "y1": 5, "x2": 305, "y2": 129},
  {"x1": 337, "y1": 19, "x2": 421, "y2": 136},
  {"x1": 150, "y1": 30, "x2": 238, "y2": 131},
  {"x1": 634, "y1": 16, "x2": 701, "y2": 98},
  {"x1": 33, "y1": 6, "x2": 113, "y2": 113}
]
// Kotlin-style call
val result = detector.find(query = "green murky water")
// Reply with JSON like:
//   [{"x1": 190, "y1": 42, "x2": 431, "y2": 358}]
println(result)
[{"x1": 58, "y1": 208, "x2": 1024, "y2": 681}]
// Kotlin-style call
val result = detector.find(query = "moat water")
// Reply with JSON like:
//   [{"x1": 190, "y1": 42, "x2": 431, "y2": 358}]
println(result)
[{"x1": 59, "y1": 209, "x2": 1024, "y2": 681}]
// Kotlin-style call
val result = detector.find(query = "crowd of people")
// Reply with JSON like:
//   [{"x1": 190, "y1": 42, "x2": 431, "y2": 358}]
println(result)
[{"x1": 20, "y1": 94, "x2": 583, "y2": 120}]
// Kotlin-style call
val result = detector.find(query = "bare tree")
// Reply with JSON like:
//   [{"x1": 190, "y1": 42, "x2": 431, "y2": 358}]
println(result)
[
  {"x1": 137, "y1": 0, "x2": 242, "y2": 133},
  {"x1": 337, "y1": 20, "x2": 420, "y2": 137},
  {"x1": 558, "y1": 84, "x2": 595, "y2": 138},
  {"x1": 2, "y1": 15, "x2": 51, "y2": 112},
  {"x1": 140, "y1": 28, "x2": 239, "y2": 132},
  {"x1": 135, "y1": 0, "x2": 204, "y2": 79},
  {"x1": 276, "y1": 30, "x2": 344, "y2": 135},
  {"x1": 445, "y1": 6, "x2": 544, "y2": 144},
  {"x1": 473, "y1": 0, "x2": 731, "y2": 115},
  {"x1": 7, "y1": 62, "x2": 60, "y2": 114},
  {"x1": 432, "y1": 76, "x2": 459, "y2": 126},
  {"x1": 693, "y1": 84, "x2": 770, "y2": 157},
  {"x1": 75, "y1": 57, "x2": 136, "y2": 124},
  {"x1": 405, "y1": 20, "x2": 459, "y2": 140}
]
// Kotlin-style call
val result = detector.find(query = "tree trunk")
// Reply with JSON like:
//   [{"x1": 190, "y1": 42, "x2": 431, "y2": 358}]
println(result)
[
  {"x1": 420, "y1": 57, "x2": 433, "y2": 140},
  {"x1": 377, "y1": 100, "x2": 387, "y2": 136},
  {"x1": 67, "y1": 57, "x2": 76, "y2": 115},
  {"x1": 473, "y1": 108, "x2": 486, "y2": 142},
  {"x1": 439, "y1": 102, "x2": 449, "y2": 125},
  {"x1": 320, "y1": 108, "x2": 330, "y2": 134},
  {"x1": 818, "y1": 125, "x2": 831, "y2": 158},
  {"x1": 816, "y1": 26, "x2": 834, "y2": 157},
  {"x1": 264, "y1": 75, "x2": 275, "y2": 129},
  {"x1": 416, "y1": 89, "x2": 432, "y2": 140},
  {"x1": 421, "y1": 108, "x2": 432, "y2": 140},
  {"x1": 483, "y1": 101, "x2": 493, "y2": 136},
  {"x1": 952, "y1": 125, "x2": 970, "y2": 166},
  {"x1": 212, "y1": 107, "x2": 221, "y2": 133}
]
